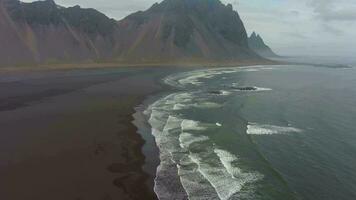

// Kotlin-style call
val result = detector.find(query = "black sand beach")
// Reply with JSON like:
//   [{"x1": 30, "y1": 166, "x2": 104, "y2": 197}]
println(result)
[{"x1": 0, "y1": 67, "x2": 176, "y2": 200}]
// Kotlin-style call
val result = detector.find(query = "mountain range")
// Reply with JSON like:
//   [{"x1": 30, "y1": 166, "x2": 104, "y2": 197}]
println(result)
[{"x1": 0, "y1": 0, "x2": 276, "y2": 67}]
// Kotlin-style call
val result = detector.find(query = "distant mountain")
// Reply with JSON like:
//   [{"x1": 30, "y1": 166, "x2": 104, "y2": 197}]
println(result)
[
  {"x1": 0, "y1": 0, "x2": 264, "y2": 67},
  {"x1": 248, "y1": 32, "x2": 278, "y2": 58}
]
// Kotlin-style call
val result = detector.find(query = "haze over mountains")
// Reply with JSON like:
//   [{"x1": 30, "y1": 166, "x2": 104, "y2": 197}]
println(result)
[
  {"x1": 0, "y1": 0, "x2": 276, "y2": 67},
  {"x1": 248, "y1": 32, "x2": 278, "y2": 58}
]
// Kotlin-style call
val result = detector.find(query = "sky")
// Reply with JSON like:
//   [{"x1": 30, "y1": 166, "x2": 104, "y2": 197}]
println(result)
[{"x1": 22, "y1": 0, "x2": 356, "y2": 57}]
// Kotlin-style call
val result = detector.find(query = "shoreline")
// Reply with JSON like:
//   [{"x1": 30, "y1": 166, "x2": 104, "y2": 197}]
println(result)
[
  {"x1": 0, "y1": 64, "x2": 284, "y2": 200},
  {"x1": 0, "y1": 59, "x2": 281, "y2": 73},
  {"x1": 0, "y1": 67, "x2": 176, "y2": 200},
  {"x1": 132, "y1": 69, "x2": 186, "y2": 193}
]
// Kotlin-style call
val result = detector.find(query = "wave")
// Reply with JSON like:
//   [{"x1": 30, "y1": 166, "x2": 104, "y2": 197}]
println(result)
[
  {"x1": 145, "y1": 90, "x2": 264, "y2": 199},
  {"x1": 231, "y1": 86, "x2": 272, "y2": 92},
  {"x1": 179, "y1": 132, "x2": 209, "y2": 149},
  {"x1": 243, "y1": 68, "x2": 260, "y2": 72},
  {"x1": 188, "y1": 148, "x2": 262, "y2": 200},
  {"x1": 194, "y1": 102, "x2": 222, "y2": 109},
  {"x1": 164, "y1": 65, "x2": 276, "y2": 88},
  {"x1": 214, "y1": 148, "x2": 264, "y2": 192},
  {"x1": 143, "y1": 66, "x2": 295, "y2": 199},
  {"x1": 261, "y1": 67, "x2": 275, "y2": 70},
  {"x1": 164, "y1": 67, "x2": 243, "y2": 88},
  {"x1": 221, "y1": 90, "x2": 232, "y2": 96},
  {"x1": 181, "y1": 119, "x2": 208, "y2": 131},
  {"x1": 254, "y1": 87, "x2": 273, "y2": 91},
  {"x1": 173, "y1": 102, "x2": 222, "y2": 111},
  {"x1": 177, "y1": 154, "x2": 219, "y2": 200},
  {"x1": 247, "y1": 123, "x2": 303, "y2": 135}
]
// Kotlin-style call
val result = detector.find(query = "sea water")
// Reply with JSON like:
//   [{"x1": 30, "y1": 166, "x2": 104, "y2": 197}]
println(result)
[{"x1": 142, "y1": 64, "x2": 356, "y2": 200}]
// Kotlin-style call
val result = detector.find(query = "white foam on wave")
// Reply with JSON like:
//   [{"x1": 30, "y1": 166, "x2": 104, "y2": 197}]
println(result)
[
  {"x1": 189, "y1": 149, "x2": 262, "y2": 200},
  {"x1": 186, "y1": 69, "x2": 235, "y2": 85},
  {"x1": 177, "y1": 155, "x2": 219, "y2": 200},
  {"x1": 173, "y1": 101, "x2": 221, "y2": 110},
  {"x1": 194, "y1": 102, "x2": 222, "y2": 109},
  {"x1": 181, "y1": 119, "x2": 207, "y2": 131},
  {"x1": 179, "y1": 132, "x2": 209, "y2": 149},
  {"x1": 145, "y1": 73, "x2": 273, "y2": 199},
  {"x1": 189, "y1": 153, "x2": 239, "y2": 200},
  {"x1": 244, "y1": 68, "x2": 260, "y2": 72},
  {"x1": 262, "y1": 67, "x2": 275, "y2": 70},
  {"x1": 148, "y1": 98, "x2": 224, "y2": 199},
  {"x1": 165, "y1": 67, "x2": 240, "y2": 87},
  {"x1": 214, "y1": 149, "x2": 263, "y2": 199},
  {"x1": 164, "y1": 65, "x2": 278, "y2": 88},
  {"x1": 254, "y1": 87, "x2": 273, "y2": 91},
  {"x1": 173, "y1": 92, "x2": 194, "y2": 103},
  {"x1": 247, "y1": 123, "x2": 303, "y2": 135},
  {"x1": 149, "y1": 114, "x2": 189, "y2": 199},
  {"x1": 173, "y1": 103, "x2": 185, "y2": 110},
  {"x1": 214, "y1": 149, "x2": 262, "y2": 181},
  {"x1": 231, "y1": 86, "x2": 272, "y2": 92},
  {"x1": 220, "y1": 90, "x2": 232, "y2": 96},
  {"x1": 163, "y1": 116, "x2": 183, "y2": 132},
  {"x1": 214, "y1": 149, "x2": 240, "y2": 178}
]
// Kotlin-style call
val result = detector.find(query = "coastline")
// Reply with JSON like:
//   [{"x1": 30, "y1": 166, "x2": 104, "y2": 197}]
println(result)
[
  {"x1": 0, "y1": 64, "x2": 285, "y2": 200},
  {"x1": 0, "y1": 59, "x2": 280, "y2": 73},
  {"x1": 0, "y1": 67, "x2": 177, "y2": 200}
]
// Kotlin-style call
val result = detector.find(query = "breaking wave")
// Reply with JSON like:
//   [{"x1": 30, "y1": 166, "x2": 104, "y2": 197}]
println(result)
[
  {"x1": 145, "y1": 90, "x2": 263, "y2": 200},
  {"x1": 141, "y1": 66, "x2": 296, "y2": 200},
  {"x1": 247, "y1": 123, "x2": 303, "y2": 135}
]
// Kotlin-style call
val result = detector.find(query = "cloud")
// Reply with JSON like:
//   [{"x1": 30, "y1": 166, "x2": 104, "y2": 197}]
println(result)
[
  {"x1": 290, "y1": 10, "x2": 300, "y2": 17},
  {"x1": 322, "y1": 24, "x2": 343, "y2": 36},
  {"x1": 308, "y1": 0, "x2": 356, "y2": 21},
  {"x1": 284, "y1": 32, "x2": 308, "y2": 39}
]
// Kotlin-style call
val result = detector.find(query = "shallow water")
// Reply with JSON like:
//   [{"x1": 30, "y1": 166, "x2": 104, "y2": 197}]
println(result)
[{"x1": 141, "y1": 65, "x2": 356, "y2": 200}]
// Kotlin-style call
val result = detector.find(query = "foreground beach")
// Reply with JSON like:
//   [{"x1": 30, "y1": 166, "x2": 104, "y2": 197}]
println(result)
[{"x1": 0, "y1": 67, "x2": 178, "y2": 200}]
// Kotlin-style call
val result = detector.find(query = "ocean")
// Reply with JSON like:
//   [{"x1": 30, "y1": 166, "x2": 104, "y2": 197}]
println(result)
[{"x1": 137, "y1": 63, "x2": 356, "y2": 200}]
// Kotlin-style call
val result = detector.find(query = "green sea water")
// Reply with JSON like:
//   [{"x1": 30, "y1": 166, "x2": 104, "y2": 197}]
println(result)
[{"x1": 142, "y1": 64, "x2": 356, "y2": 200}]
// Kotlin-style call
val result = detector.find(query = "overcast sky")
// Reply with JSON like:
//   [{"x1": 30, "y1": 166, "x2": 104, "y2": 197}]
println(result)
[{"x1": 22, "y1": 0, "x2": 356, "y2": 57}]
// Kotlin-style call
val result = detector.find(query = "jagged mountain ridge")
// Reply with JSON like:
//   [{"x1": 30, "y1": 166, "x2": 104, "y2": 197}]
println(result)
[
  {"x1": 248, "y1": 32, "x2": 278, "y2": 58},
  {"x1": 0, "y1": 0, "x2": 117, "y2": 66},
  {"x1": 114, "y1": 0, "x2": 260, "y2": 63},
  {"x1": 0, "y1": 0, "x2": 264, "y2": 67}
]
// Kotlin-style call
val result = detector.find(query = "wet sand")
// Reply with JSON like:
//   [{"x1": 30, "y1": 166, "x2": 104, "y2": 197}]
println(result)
[
  {"x1": 0, "y1": 59, "x2": 279, "y2": 73},
  {"x1": 0, "y1": 67, "x2": 174, "y2": 200}
]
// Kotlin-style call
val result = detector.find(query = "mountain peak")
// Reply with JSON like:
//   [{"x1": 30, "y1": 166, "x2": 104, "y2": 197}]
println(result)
[
  {"x1": 44, "y1": 0, "x2": 56, "y2": 5},
  {"x1": 147, "y1": 0, "x2": 233, "y2": 13},
  {"x1": 251, "y1": 31, "x2": 257, "y2": 38},
  {"x1": 115, "y1": 0, "x2": 261, "y2": 63},
  {"x1": 248, "y1": 32, "x2": 278, "y2": 58},
  {"x1": 125, "y1": 0, "x2": 250, "y2": 47}
]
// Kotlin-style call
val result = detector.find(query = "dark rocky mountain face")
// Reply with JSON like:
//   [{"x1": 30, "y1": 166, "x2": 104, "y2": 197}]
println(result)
[
  {"x1": 0, "y1": 0, "x2": 118, "y2": 66},
  {"x1": 248, "y1": 32, "x2": 278, "y2": 58},
  {"x1": 7, "y1": 0, "x2": 116, "y2": 36},
  {"x1": 0, "y1": 0, "x2": 263, "y2": 67},
  {"x1": 114, "y1": 0, "x2": 261, "y2": 63},
  {"x1": 149, "y1": 0, "x2": 249, "y2": 47}
]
